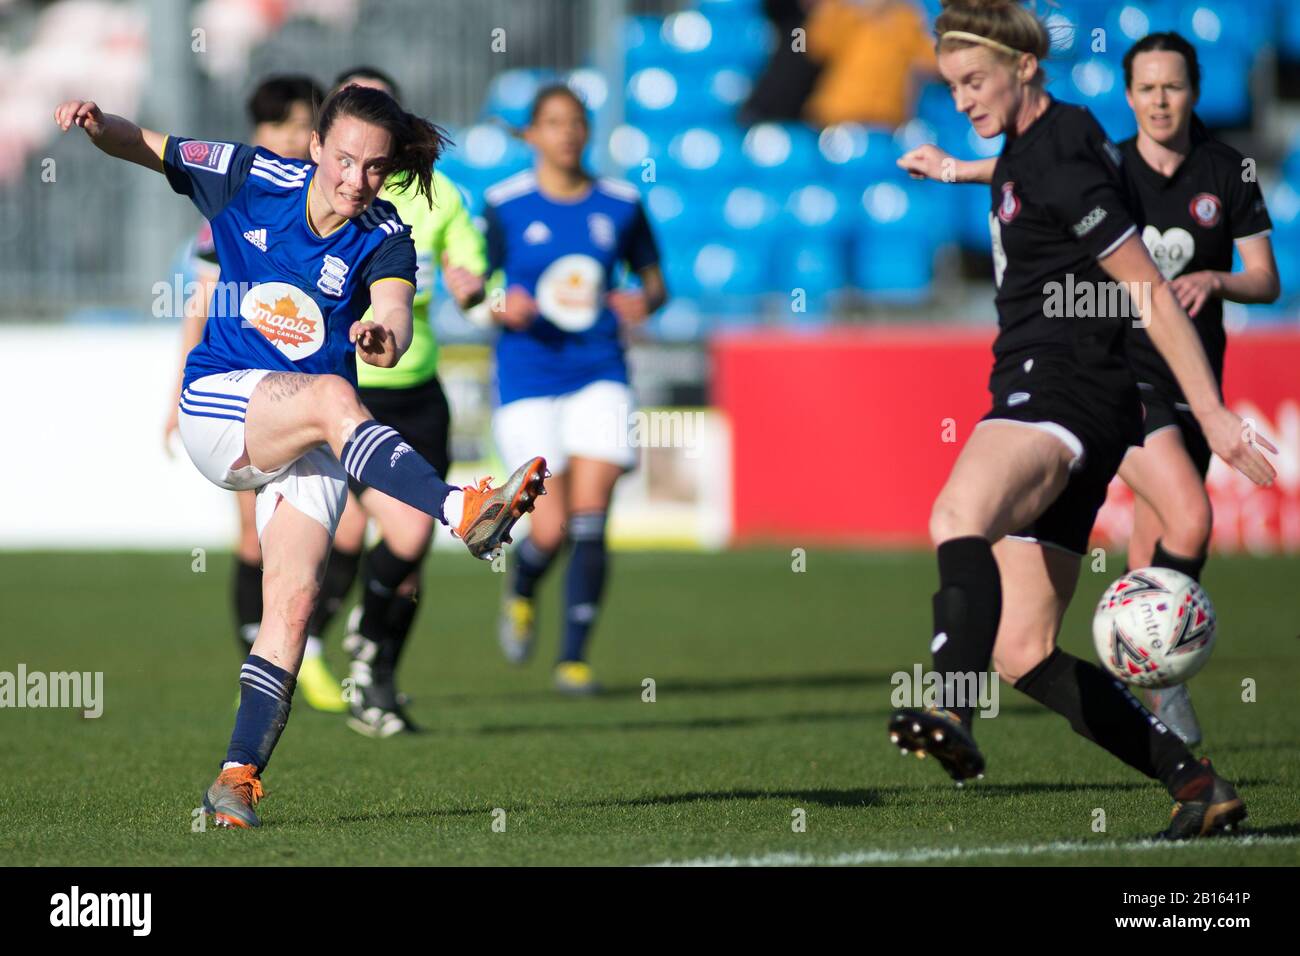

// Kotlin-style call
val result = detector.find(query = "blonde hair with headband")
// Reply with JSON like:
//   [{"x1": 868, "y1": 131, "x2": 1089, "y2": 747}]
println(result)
[{"x1": 935, "y1": 0, "x2": 1050, "y2": 81}]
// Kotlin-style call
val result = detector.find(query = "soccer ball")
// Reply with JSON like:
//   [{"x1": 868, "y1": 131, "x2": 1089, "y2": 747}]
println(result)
[{"x1": 1091, "y1": 567, "x2": 1216, "y2": 689}]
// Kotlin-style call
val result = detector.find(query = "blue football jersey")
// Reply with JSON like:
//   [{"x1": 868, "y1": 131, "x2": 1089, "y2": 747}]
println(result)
[
  {"x1": 483, "y1": 171, "x2": 659, "y2": 405},
  {"x1": 161, "y1": 137, "x2": 416, "y2": 390}
]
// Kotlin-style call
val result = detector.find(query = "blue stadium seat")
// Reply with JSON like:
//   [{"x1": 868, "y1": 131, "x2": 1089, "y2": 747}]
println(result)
[
  {"x1": 783, "y1": 183, "x2": 855, "y2": 239},
  {"x1": 626, "y1": 67, "x2": 682, "y2": 127},
  {"x1": 605, "y1": 123, "x2": 660, "y2": 181},
  {"x1": 437, "y1": 123, "x2": 533, "y2": 206},
  {"x1": 661, "y1": 9, "x2": 770, "y2": 74},
  {"x1": 1104, "y1": 3, "x2": 1157, "y2": 52},
  {"x1": 625, "y1": 16, "x2": 674, "y2": 72},
  {"x1": 695, "y1": 0, "x2": 764, "y2": 21},
  {"x1": 645, "y1": 296, "x2": 710, "y2": 341},
  {"x1": 742, "y1": 122, "x2": 824, "y2": 185},
  {"x1": 482, "y1": 69, "x2": 559, "y2": 130},
  {"x1": 818, "y1": 123, "x2": 900, "y2": 188},
  {"x1": 1179, "y1": 1, "x2": 1270, "y2": 57},
  {"x1": 659, "y1": 126, "x2": 745, "y2": 187},
  {"x1": 853, "y1": 182, "x2": 936, "y2": 302},
  {"x1": 691, "y1": 239, "x2": 769, "y2": 304},
  {"x1": 720, "y1": 185, "x2": 782, "y2": 240},
  {"x1": 565, "y1": 68, "x2": 609, "y2": 113},
  {"x1": 1196, "y1": 50, "x2": 1252, "y2": 127},
  {"x1": 957, "y1": 184, "x2": 993, "y2": 252},
  {"x1": 776, "y1": 236, "x2": 848, "y2": 300}
]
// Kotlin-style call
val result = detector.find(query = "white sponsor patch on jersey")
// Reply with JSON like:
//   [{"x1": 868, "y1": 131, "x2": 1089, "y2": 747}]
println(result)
[
  {"x1": 240, "y1": 282, "x2": 326, "y2": 361},
  {"x1": 1072, "y1": 206, "x2": 1107, "y2": 237},
  {"x1": 179, "y1": 140, "x2": 235, "y2": 174},
  {"x1": 1142, "y1": 225, "x2": 1194, "y2": 280},
  {"x1": 534, "y1": 254, "x2": 605, "y2": 332}
]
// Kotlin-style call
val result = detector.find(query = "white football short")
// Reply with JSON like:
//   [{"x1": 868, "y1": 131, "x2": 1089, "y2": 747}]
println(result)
[
  {"x1": 492, "y1": 380, "x2": 637, "y2": 475},
  {"x1": 177, "y1": 369, "x2": 348, "y2": 537}
]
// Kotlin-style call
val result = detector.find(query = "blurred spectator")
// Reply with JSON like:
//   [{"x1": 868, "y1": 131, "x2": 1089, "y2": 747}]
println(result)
[
  {"x1": 739, "y1": 0, "x2": 822, "y2": 126},
  {"x1": 803, "y1": 0, "x2": 936, "y2": 129}
]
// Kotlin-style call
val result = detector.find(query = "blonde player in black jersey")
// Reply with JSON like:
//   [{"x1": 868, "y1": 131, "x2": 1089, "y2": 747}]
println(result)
[{"x1": 889, "y1": 0, "x2": 1275, "y2": 839}]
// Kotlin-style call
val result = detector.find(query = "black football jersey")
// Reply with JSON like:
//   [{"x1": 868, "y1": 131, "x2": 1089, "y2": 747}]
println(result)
[
  {"x1": 988, "y1": 99, "x2": 1139, "y2": 391},
  {"x1": 1120, "y1": 124, "x2": 1272, "y2": 401}
]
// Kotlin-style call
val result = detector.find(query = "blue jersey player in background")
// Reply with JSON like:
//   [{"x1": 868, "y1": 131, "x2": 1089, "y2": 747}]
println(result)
[
  {"x1": 486, "y1": 85, "x2": 667, "y2": 695},
  {"x1": 55, "y1": 86, "x2": 549, "y2": 828}
]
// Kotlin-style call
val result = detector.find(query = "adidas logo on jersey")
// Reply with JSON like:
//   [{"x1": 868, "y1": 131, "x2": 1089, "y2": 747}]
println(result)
[{"x1": 243, "y1": 229, "x2": 268, "y2": 252}]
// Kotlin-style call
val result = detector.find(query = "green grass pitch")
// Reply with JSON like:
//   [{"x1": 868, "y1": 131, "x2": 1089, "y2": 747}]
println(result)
[{"x1": 1, "y1": 548, "x2": 1297, "y2": 866}]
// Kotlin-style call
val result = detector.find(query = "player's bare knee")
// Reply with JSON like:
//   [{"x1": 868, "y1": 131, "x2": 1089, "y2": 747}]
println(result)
[
  {"x1": 315, "y1": 374, "x2": 366, "y2": 434},
  {"x1": 994, "y1": 632, "x2": 1054, "y2": 685},
  {"x1": 929, "y1": 496, "x2": 976, "y2": 545}
]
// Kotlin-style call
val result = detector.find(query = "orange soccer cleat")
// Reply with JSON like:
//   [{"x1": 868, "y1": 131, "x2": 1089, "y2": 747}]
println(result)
[{"x1": 453, "y1": 457, "x2": 549, "y2": 560}]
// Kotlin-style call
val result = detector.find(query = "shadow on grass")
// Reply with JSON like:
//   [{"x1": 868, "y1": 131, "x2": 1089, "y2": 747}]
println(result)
[{"x1": 326, "y1": 779, "x2": 1170, "y2": 826}]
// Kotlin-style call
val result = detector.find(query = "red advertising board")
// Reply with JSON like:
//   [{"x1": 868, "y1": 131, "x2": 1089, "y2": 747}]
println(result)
[{"x1": 713, "y1": 326, "x2": 1300, "y2": 553}]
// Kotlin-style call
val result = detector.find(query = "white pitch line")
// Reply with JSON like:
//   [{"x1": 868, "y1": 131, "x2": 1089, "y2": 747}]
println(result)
[{"x1": 650, "y1": 834, "x2": 1300, "y2": 867}]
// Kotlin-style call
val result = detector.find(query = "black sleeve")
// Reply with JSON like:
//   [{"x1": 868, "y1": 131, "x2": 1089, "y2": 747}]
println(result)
[
  {"x1": 1041, "y1": 114, "x2": 1138, "y2": 260},
  {"x1": 620, "y1": 200, "x2": 660, "y2": 272},
  {"x1": 1223, "y1": 158, "x2": 1272, "y2": 241}
]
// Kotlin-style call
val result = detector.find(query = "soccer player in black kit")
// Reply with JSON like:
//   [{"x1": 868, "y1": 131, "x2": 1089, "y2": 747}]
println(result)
[
  {"x1": 889, "y1": 0, "x2": 1276, "y2": 839},
  {"x1": 1115, "y1": 33, "x2": 1279, "y2": 745}
]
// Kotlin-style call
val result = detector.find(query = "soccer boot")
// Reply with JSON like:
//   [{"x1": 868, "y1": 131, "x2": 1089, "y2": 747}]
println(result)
[
  {"x1": 1147, "y1": 683, "x2": 1202, "y2": 748},
  {"x1": 887, "y1": 707, "x2": 986, "y2": 784},
  {"x1": 554, "y1": 661, "x2": 602, "y2": 696},
  {"x1": 1158, "y1": 758, "x2": 1247, "y2": 840},
  {"x1": 203, "y1": 764, "x2": 265, "y2": 829},
  {"x1": 342, "y1": 616, "x2": 417, "y2": 738},
  {"x1": 498, "y1": 594, "x2": 537, "y2": 664},
  {"x1": 297, "y1": 649, "x2": 347, "y2": 713},
  {"x1": 453, "y1": 457, "x2": 549, "y2": 561}
]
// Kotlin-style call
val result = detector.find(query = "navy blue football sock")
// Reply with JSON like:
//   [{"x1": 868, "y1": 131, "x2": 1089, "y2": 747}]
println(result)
[
  {"x1": 225, "y1": 654, "x2": 295, "y2": 772},
  {"x1": 341, "y1": 421, "x2": 455, "y2": 524},
  {"x1": 559, "y1": 511, "x2": 608, "y2": 663},
  {"x1": 512, "y1": 536, "x2": 558, "y2": 600}
]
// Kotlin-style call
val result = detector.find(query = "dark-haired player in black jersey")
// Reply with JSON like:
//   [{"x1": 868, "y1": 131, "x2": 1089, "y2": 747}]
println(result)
[
  {"x1": 890, "y1": 0, "x2": 1275, "y2": 839},
  {"x1": 1114, "y1": 33, "x2": 1279, "y2": 746}
]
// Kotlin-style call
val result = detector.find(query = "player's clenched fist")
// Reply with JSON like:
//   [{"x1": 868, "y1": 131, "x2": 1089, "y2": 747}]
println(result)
[
  {"x1": 54, "y1": 100, "x2": 107, "y2": 137},
  {"x1": 350, "y1": 320, "x2": 398, "y2": 367}
]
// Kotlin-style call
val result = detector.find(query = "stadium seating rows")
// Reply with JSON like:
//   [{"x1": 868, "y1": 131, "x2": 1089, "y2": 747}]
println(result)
[{"x1": 428, "y1": 0, "x2": 1294, "y2": 339}]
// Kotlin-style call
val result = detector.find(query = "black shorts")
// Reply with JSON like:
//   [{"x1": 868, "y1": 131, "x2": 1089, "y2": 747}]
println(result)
[
  {"x1": 1139, "y1": 382, "x2": 1212, "y2": 478},
  {"x1": 349, "y1": 375, "x2": 452, "y2": 498},
  {"x1": 981, "y1": 359, "x2": 1142, "y2": 556}
]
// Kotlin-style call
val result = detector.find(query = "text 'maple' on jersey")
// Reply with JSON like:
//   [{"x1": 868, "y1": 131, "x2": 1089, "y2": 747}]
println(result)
[
  {"x1": 988, "y1": 98, "x2": 1139, "y2": 382},
  {"x1": 484, "y1": 171, "x2": 660, "y2": 405},
  {"x1": 1119, "y1": 124, "x2": 1273, "y2": 397},
  {"x1": 161, "y1": 137, "x2": 416, "y2": 390}
]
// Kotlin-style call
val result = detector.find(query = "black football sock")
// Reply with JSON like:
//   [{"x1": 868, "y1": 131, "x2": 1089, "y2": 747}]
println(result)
[
  {"x1": 1151, "y1": 539, "x2": 1207, "y2": 583},
  {"x1": 306, "y1": 547, "x2": 360, "y2": 640},
  {"x1": 1014, "y1": 648, "x2": 1201, "y2": 795},
  {"x1": 233, "y1": 559, "x2": 263, "y2": 649},
  {"x1": 361, "y1": 541, "x2": 423, "y2": 692},
  {"x1": 928, "y1": 536, "x2": 1002, "y2": 727},
  {"x1": 385, "y1": 587, "x2": 421, "y2": 671}
]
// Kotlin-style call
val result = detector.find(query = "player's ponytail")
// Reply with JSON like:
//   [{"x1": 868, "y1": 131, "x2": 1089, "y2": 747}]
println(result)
[
  {"x1": 935, "y1": 0, "x2": 1050, "y2": 82},
  {"x1": 315, "y1": 84, "x2": 450, "y2": 209}
]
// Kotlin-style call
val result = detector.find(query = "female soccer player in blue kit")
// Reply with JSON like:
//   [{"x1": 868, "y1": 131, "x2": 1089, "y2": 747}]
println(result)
[
  {"x1": 486, "y1": 85, "x2": 667, "y2": 695},
  {"x1": 55, "y1": 85, "x2": 548, "y2": 828}
]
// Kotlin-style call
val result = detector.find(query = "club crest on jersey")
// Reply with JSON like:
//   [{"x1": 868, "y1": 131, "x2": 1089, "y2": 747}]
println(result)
[
  {"x1": 587, "y1": 213, "x2": 615, "y2": 250},
  {"x1": 1189, "y1": 192, "x2": 1221, "y2": 228},
  {"x1": 240, "y1": 282, "x2": 325, "y2": 360},
  {"x1": 179, "y1": 140, "x2": 234, "y2": 175},
  {"x1": 317, "y1": 255, "x2": 349, "y2": 297},
  {"x1": 523, "y1": 221, "x2": 552, "y2": 245},
  {"x1": 998, "y1": 181, "x2": 1020, "y2": 224}
]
